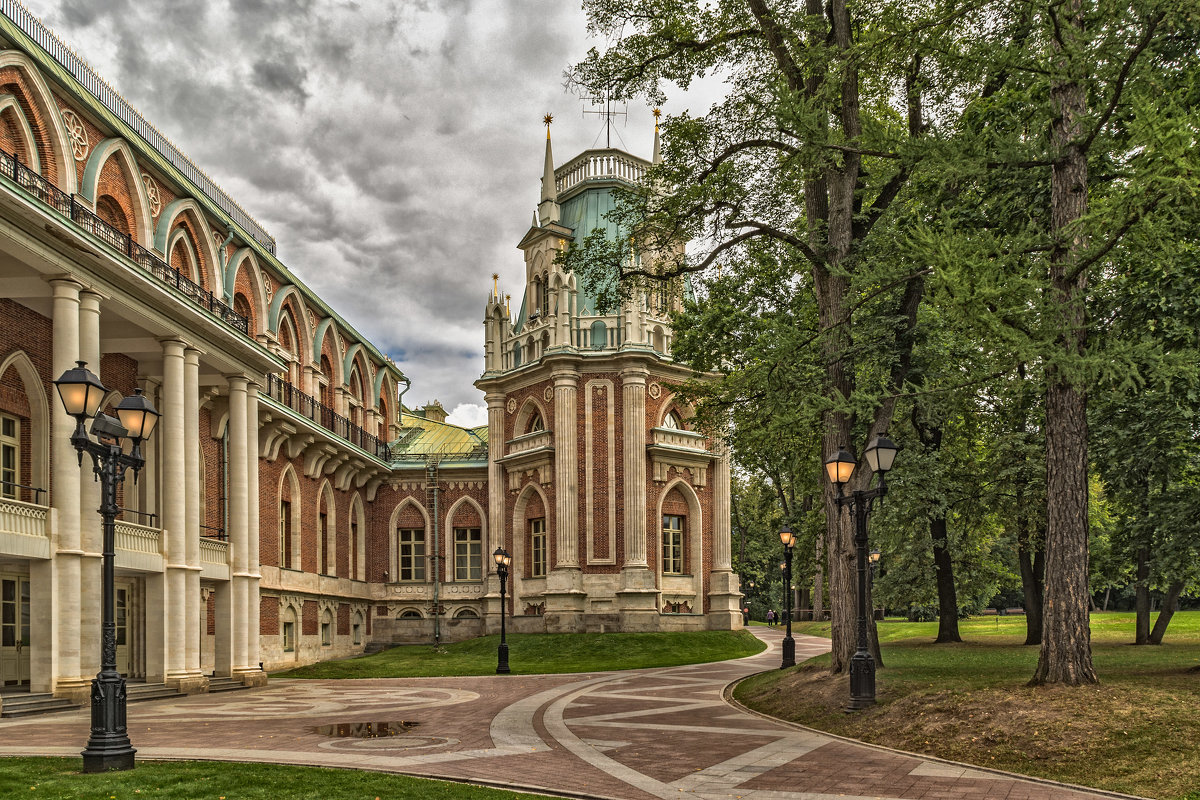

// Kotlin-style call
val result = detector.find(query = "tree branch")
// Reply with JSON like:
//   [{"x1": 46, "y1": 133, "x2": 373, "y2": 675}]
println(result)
[{"x1": 1078, "y1": 13, "x2": 1161, "y2": 155}]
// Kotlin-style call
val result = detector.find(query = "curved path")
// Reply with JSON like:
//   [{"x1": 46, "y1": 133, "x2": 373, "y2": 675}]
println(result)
[{"x1": 0, "y1": 629, "x2": 1136, "y2": 800}]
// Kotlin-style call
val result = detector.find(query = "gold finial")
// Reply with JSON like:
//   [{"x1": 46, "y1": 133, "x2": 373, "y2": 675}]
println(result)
[
  {"x1": 505, "y1": 293, "x2": 511, "y2": 314},
  {"x1": 544, "y1": 113, "x2": 553, "y2": 139},
  {"x1": 652, "y1": 108, "x2": 661, "y2": 123},
  {"x1": 492, "y1": 273, "x2": 499, "y2": 299}
]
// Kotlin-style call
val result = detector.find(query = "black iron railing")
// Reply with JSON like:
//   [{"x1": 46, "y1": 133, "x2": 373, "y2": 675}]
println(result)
[
  {"x1": 0, "y1": 480, "x2": 47, "y2": 505},
  {"x1": 0, "y1": 146, "x2": 249, "y2": 336},
  {"x1": 200, "y1": 524, "x2": 227, "y2": 541},
  {"x1": 266, "y1": 375, "x2": 390, "y2": 460},
  {"x1": 116, "y1": 507, "x2": 158, "y2": 528}
]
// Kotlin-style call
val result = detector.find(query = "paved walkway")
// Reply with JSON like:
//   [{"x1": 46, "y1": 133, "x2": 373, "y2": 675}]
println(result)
[{"x1": 0, "y1": 629, "x2": 1137, "y2": 799}]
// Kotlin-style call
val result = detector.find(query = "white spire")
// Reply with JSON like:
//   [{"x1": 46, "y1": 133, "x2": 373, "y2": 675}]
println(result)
[{"x1": 538, "y1": 114, "x2": 561, "y2": 225}]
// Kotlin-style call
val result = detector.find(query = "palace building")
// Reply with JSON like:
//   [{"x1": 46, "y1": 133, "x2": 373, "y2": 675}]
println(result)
[{"x1": 0, "y1": 5, "x2": 739, "y2": 706}]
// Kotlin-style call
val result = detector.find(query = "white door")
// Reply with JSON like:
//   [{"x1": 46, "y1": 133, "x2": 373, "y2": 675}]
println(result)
[
  {"x1": 0, "y1": 575, "x2": 30, "y2": 685},
  {"x1": 115, "y1": 582, "x2": 131, "y2": 676}
]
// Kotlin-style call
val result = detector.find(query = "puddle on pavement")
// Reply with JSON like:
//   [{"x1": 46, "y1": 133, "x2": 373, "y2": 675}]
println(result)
[{"x1": 313, "y1": 721, "x2": 419, "y2": 738}]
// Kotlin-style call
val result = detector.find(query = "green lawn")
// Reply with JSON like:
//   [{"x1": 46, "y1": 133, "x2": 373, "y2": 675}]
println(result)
[
  {"x1": 0, "y1": 758, "x2": 557, "y2": 799},
  {"x1": 275, "y1": 629, "x2": 766, "y2": 678},
  {"x1": 737, "y1": 611, "x2": 1200, "y2": 800}
]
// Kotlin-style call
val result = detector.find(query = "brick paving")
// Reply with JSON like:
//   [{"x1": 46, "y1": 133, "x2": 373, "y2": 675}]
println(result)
[{"x1": 0, "y1": 630, "x2": 1142, "y2": 800}]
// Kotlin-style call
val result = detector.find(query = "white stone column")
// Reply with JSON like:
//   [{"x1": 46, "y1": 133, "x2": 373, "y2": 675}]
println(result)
[
  {"x1": 618, "y1": 365, "x2": 659, "y2": 628},
  {"x1": 157, "y1": 337, "x2": 188, "y2": 687},
  {"x1": 49, "y1": 278, "x2": 83, "y2": 698},
  {"x1": 552, "y1": 370, "x2": 578, "y2": 568},
  {"x1": 706, "y1": 441, "x2": 742, "y2": 629},
  {"x1": 239, "y1": 384, "x2": 266, "y2": 684},
  {"x1": 223, "y1": 375, "x2": 248, "y2": 679},
  {"x1": 182, "y1": 348, "x2": 204, "y2": 685},
  {"x1": 77, "y1": 290, "x2": 102, "y2": 681}
]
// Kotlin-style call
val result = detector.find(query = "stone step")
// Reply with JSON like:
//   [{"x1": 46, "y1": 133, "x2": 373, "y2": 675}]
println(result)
[
  {"x1": 126, "y1": 683, "x2": 185, "y2": 703},
  {"x1": 1, "y1": 693, "x2": 78, "y2": 718},
  {"x1": 205, "y1": 678, "x2": 249, "y2": 693}
]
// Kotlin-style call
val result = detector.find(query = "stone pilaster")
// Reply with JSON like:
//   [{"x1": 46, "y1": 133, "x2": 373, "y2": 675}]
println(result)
[
  {"x1": 707, "y1": 442, "x2": 742, "y2": 629},
  {"x1": 618, "y1": 365, "x2": 659, "y2": 630},
  {"x1": 49, "y1": 278, "x2": 83, "y2": 698},
  {"x1": 544, "y1": 368, "x2": 584, "y2": 630}
]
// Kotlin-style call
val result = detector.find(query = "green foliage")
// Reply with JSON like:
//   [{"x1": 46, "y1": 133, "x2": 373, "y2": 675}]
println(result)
[{"x1": 0, "y1": 758, "x2": 559, "y2": 799}]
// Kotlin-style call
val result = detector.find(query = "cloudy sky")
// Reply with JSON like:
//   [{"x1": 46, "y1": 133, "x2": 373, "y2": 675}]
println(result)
[{"x1": 21, "y1": 0, "x2": 714, "y2": 427}]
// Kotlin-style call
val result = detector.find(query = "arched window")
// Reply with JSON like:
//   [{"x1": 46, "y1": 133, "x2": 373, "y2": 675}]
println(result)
[
  {"x1": 399, "y1": 609, "x2": 423, "y2": 619},
  {"x1": 279, "y1": 498, "x2": 293, "y2": 569},
  {"x1": 663, "y1": 410, "x2": 684, "y2": 430},
  {"x1": 662, "y1": 513, "x2": 685, "y2": 575},
  {"x1": 281, "y1": 607, "x2": 297, "y2": 653},
  {"x1": 590, "y1": 321, "x2": 607, "y2": 349},
  {"x1": 320, "y1": 609, "x2": 334, "y2": 646},
  {"x1": 529, "y1": 517, "x2": 547, "y2": 578},
  {"x1": 526, "y1": 410, "x2": 544, "y2": 433},
  {"x1": 541, "y1": 271, "x2": 549, "y2": 316},
  {"x1": 352, "y1": 611, "x2": 363, "y2": 645},
  {"x1": 454, "y1": 608, "x2": 479, "y2": 619}
]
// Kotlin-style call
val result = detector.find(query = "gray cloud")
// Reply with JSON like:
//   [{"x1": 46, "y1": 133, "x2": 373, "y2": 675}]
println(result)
[{"x1": 24, "y1": 0, "x2": 676, "y2": 422}]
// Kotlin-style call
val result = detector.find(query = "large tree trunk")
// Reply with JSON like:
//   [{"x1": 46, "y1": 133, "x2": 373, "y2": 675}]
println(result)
[
  {"x1": 1148, "y1": 582, "x2": 1185, "y2": 645},
  {"x1": 1134, "y1": 546, "x2": 1151, "y2": 644},
  {"x1": 931, "y1": 516, "x2": 962, "y2": 643},
  {"x1": 1031, "y1": 0, "x2": 1097, "y2": 684}
]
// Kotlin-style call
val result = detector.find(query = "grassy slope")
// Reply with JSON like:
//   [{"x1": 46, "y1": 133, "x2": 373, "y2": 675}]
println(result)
[
  {"x1": 275, "y1": 629, "x2": 766, "y2": 678},
  {"x1": 0, "y1": 758, "x2": 558, "y2": 799},
  {"x1": 735, "y1": 612, "x2": 1200, "y2": 800}
]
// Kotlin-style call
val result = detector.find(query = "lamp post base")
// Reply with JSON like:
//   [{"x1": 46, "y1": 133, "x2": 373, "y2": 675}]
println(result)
[
  {"x1": 496, "y1": 642, "x2": 510, "y2": 674},
  {"x1": 81, "y1": 674, "x2": 135, "y2": 772},
  {"x1": 846, "y1": 651, "x2": 876, "y2": 712},
  {"x1": 781, "y1": 636, "x2": 795, "y2": 668}
]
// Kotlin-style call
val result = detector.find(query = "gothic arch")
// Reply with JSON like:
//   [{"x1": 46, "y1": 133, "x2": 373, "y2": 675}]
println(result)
[
  {"x1": 166, "y1": 226, "x2": 201, "y2": 286},
  {"x1": 0, "y1": 350, "x2": 48, "y2": 494},
  {"x1": 316, "y1": 479, "x2": 337, "y2": 577},
  {"x1": 656, "y1": 392, "x2": 694, "y2": 428},
  {"x1": 343, "y1": 344, "x2": 368, "y2": 390},
  {"x1": 389, "y1": 496, "x2": 430, "y2": 582},
  {"x1": 513, "y1": 397, "x2": 547, "y2": 436},
  {"x1": 154, "y1": 198, "x2": 220, "y2": 289},
  {"x1": 511, "y1": 482, "x2": 550, "y2": 602},
  {"x1": 313, "y1": 318, "x2": 344, "y2": 388},
  {"x1": 228, "y1": 248, "x2": 268, "y2": 331},
  {"x1": 348, "y1": 491, "x2": 366, "y2": 581},
  {"x1": 0, "y1": 51, "x2": 76, "y2": 191},
  {"x1": 277, "y1": 463, "x2": 302, "y2": 569},
  {"x1": 443, "y1": 495, "x2": 486, "y2": 580},
  {"x1": 79, "y1": 138, "x2": 154, "y2": 246},
  {"x1": 655, "y1": 478, "x2": 705, "y2": 603},
  {"x1": 0, "y1": 94, "x2": 40, "y2": 172},
  {"x1": 268, "y1": 285, "x2": 311, "y2": 343}
]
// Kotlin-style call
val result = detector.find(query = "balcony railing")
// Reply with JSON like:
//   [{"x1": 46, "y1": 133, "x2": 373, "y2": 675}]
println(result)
[
  {"x1": 0, "y1": 0, "x2": 277, "y2": 255},
  {"x1": 555, "y1": 148, "x2": 650, "y2": 197},
  {"x1": 0, "y1": 146, "x2": 249, "y2": 336},
  {"x1": 1, "y1": 480, "x2": 45, "y2": 505},
  {"x1": 266, "y1": 374, "x2": 390, "y2": 460}
]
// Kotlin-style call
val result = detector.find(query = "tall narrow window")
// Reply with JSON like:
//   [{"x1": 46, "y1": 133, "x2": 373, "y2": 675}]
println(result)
[
  {"x1": 662, "y1": 514, "x2": 684, "y2": 575},
  {"x1": 318, "y1": 511, "x2": 328, "y2": 575},
  {"x1": 350, "y1": 516, "x2": 359, "y2": 579},
  {"x1": 454, "y1": 527, "x2": 482, "y2": 581},
  {"x1": 320, "y1": 609, "x2": 332, "y2": 646},
  {"x1": 0, "y1": 414, "x2": 19, "y2": 499},
  {"x1": 280, "y1": 499, "x2": 292, "y2": 569},
  {"x1": 282, "y1": 620, "x2": 295, "y2": 652},
  {"x1": 530, "y1": 518, "x2": 547, "y2": 578},
  {"x1": 399, "y1": 528, "x2": 426, "y2": 581}
]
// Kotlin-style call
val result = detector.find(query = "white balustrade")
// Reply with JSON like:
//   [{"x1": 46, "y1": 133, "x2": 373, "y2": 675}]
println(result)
[
  {"x1": 555, "y1": 148, "x2": 650, "y2": 196},
  {"x1": 0, "y1": 497, "x2": 50, "y2": 558}
]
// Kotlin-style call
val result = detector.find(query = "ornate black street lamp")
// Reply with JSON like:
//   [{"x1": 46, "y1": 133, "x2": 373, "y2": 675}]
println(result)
[
  {"x1": 54, "y1": 361, "x2": 159, "y2": 772},
  {"x1": 824, "y1": 435, "x2": 899, "y2": 711},
  {"x1": 779, "y1": 525, "x2": 797, "y2": 668},
  {"x1": 493, "y1": 547, "x2": 512, "y2": 674}
]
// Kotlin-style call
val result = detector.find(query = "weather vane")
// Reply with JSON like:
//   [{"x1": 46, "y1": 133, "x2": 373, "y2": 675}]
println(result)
[{"x1": 582, "y1": 89, "x2": 627, "y2": 149}]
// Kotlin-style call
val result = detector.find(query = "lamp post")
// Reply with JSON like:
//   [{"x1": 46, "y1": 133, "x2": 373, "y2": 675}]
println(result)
[
  {"x1": 54, "y1": 362, "x2": 159, "y2": 772},
  {"x1": 824, "y1": 435, "x2": 899, "y2": 711},
  {"x1": 869, "y1": 550, "x2": 881, "y2": 620},
  {"x1": 493, "y1": 547, "x2": 511, "y2": 674},
  {"x1": 779, "y1": 525, "x2": 796, "y2": 668},
  {"x1": 746, "y1": 580, "x2": 754, "y2": 623}
]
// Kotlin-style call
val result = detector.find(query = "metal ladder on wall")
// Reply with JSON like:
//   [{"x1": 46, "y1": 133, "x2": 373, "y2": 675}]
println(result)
[{"x1": 425, "y1": 458, "x2": 442, "y2": 645}]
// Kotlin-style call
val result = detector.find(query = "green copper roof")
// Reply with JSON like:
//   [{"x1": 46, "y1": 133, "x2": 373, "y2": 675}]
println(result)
[{"x1": 391, "y1": 412, "x2": 488, "y2": 462}]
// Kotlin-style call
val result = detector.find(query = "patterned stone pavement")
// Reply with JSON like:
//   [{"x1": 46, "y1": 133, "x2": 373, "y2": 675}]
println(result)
[{"x1": 0, "y1": 629, "x2": 1142, "y2": 800}]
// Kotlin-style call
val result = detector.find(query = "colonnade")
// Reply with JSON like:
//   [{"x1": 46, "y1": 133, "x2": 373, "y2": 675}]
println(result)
[{"x1": 38, "y1": 278, "x2": 264, "y2": 698}]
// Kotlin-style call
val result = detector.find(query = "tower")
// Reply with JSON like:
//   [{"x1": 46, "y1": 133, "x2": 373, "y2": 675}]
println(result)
[{"x1": 476, "y1": 116, "x2": 741, "y2": 633}]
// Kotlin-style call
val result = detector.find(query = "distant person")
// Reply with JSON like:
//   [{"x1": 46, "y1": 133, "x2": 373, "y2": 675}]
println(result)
[
  {"x1": 742, "y1": 607, "x2": 750, "y2": 625},
  {"x1": 766, "y1": 609, "x2": 775, "y2": 627}
]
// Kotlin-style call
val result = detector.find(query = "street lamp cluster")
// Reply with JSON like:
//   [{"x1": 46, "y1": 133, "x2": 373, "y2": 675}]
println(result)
[
  {"x1": 824, "y1": 434, "x2": 898, "y2": 711},
  {"x1": 54, "y1": 361, "x2": 160, "y2": 772}
]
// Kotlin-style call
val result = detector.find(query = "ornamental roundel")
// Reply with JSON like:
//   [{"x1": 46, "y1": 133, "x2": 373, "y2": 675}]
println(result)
[
  {"x1": 506, "y1": 398, "x2": 517, "y2": 414},
  {"x1": 60, "y1": 108, "x2": 89, "y2": 161},
  {"x1": 543, "y1": 386, "x2": 553, "y2": 402},
  {"x1": 648, "y1": 382, "x2": 662, "y2": 399},
  {"x1": 141, "y1": 173, "x2": 162, "y2": 216}
]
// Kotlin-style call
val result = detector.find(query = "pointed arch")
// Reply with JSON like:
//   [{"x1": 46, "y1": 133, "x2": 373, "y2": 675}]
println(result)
[
  {"x1": 513, "y1": 397, "x2": 547, "y2": 436},
  {"x1": 166, "y1": 226, "x2": 201, "y2": 285},
  {"x1": 0, "y1": 94, "x2": 40, "y2": 172},
  {"x1": 313, "y1": 318, "x2": 344, "y2": 388},
  {"x1": 389, "y1": 496, "x2": 430, "y2": 583},
  {"x1": 444, "y1": 495, "x2": 486, "y2": 582},
  {"x1": 349, "y1": 492, "x2": 366, "y2": 581},
  {"x1": 342, "y1": 343, "x2": 368, "y2": 388},
  {"x1": 316, "y1": 479, "x2": 337, "y2": 577},
  {"x1": 228, "y1": 248, "x2": 268, "y2": 331},
  {"x1": 512, "y1": 482, "x2": 550, "y2": 602},
  {"x1": 277, "y1": 463, "x2": 301, "y2": 569},
  {"x1": 657, "y1": 392, "x2": 694, "y2": 428},
  {"x1": 0, "y1": 349, "x2": 49, "y2": 497},
  {"x1": 656, "y1": 478, "x2": 704, "y2": 602},
  {"x1": 79, "y1": 138, "x2": 154, "y2": 247},
  {"x1": 154, "y1": 198, "x2": 220, "y2": 290},
  {"x1": 0, "y1": 51, "x2": 76, "y2": 191},
  {"x1": 268, "y1": 285, "x2": 310, "y2": 340}
]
